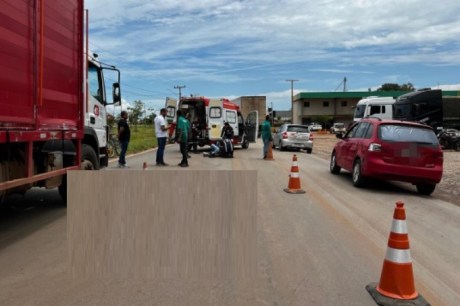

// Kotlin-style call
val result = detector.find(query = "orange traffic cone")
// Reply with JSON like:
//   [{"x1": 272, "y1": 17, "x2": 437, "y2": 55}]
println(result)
[
  {"x1": 283, "y1": 155, "x2": 305, "y2": 194},
  {"x1": 143, "y1": 162, "x2": 148, "y2": 170},
  {"x1": 366, "y1": 201, "x2": 429, "y2": 306},
  {"x1": 265, "y1": 141, "x2": 274, "y2": 160}
]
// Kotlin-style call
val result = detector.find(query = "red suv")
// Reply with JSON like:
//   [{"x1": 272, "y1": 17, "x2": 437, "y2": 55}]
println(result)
[{"x1": 330, "y1": 119, "x2": 443, "y2": 195}]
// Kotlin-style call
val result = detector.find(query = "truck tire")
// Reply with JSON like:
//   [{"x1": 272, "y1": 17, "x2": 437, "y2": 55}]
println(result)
[
  {"x1": 58, "y1": 176, "x2": 67, "y2": 202},
  {"x1": 455, "y1": 141, "x2": 460, "y2": 152},
  {"x1": 81, "y1": 144, "x2": 100, "y2": 170},
  {"x1": 58, "y1": 144, "x2": 99, "y2": 203}
]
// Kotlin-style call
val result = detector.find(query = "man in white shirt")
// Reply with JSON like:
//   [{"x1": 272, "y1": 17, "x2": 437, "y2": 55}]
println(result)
[{"x1": 154, "y1": 108, "x2": 169, "y2": 166}]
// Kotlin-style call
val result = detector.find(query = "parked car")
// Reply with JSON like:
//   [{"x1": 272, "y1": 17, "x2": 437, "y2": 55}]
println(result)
[
  {"x1": 308, "y1": 122, "x2": 322, "y2": 131},
  {"x1": 273, "y1": 124, "x2": 313, "y2": 153},
  {"x1": 330, "y1": 123, "x2": 346, "y2": 134},
  {"x1": 329, "y1": 118, "x2": 443, "y2": 195}
]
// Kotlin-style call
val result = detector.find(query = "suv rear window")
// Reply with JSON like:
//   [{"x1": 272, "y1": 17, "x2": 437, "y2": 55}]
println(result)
[
  {"x1": 378, "y1": 124, "x2": 438, "y2": 144},
  {"x1": 287, "y1": 125, "x2": 309, "y2": 133}
]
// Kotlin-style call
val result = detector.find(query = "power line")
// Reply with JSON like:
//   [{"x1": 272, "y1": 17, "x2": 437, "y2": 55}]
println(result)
[
  {"x1": 174, "y1": 85, "x2": 186, "y2": 101},
  {"x1": 334, "y1": 77, "x2": 347, "y2": 92}
]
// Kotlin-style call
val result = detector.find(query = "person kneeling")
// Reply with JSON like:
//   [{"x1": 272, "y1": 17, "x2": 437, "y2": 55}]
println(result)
[{"x1": 208, "y1": 140, "x2": 223, "y2": 158}]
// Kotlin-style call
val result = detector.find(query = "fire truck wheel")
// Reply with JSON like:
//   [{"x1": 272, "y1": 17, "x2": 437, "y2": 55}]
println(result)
[{"x1": 81, "y1": 144, "x2": 100, "y2": 170}]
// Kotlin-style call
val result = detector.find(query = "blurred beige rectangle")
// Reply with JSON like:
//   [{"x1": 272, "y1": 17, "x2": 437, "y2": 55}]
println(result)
[{"x1": 67, "y1": 170, "x2": 257, "y2": 282}]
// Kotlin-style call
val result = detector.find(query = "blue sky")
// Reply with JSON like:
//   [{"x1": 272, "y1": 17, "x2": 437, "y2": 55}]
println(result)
[{"x1": 86, "y1": 0, "x2": 460, "y2": 112}]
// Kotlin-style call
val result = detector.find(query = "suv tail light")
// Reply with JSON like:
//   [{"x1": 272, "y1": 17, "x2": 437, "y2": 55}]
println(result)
[
  {"x1": 368, "y1": 143, "x2": 382, "y2": 152},
  {"x1": 282, "y1": 132, "x2": 288, "y2": 139}
]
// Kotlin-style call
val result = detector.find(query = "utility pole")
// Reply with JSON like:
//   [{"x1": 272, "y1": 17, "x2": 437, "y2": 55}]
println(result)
[
  {"x1": 271, "y1": 101, "x2": 274, "y2": 125},
  {"x1": 174, "y1": 85, "x2": 186, "y2": 101},
  {"x1": 343, "y1": 77, "x2": 347, "y2": 92},
  {"x1": 286, "y1": 79, "x2": 298, "y2": 124}
]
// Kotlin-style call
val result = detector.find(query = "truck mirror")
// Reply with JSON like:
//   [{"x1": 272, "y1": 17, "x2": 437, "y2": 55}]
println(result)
[{"x1": 112, "y1": 82, "x2": 121, "y2": 104}]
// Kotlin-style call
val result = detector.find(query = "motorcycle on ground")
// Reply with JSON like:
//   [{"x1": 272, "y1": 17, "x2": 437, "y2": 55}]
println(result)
[{"x1": 437, "y1": 129, "x2": 460, "y2": 151}]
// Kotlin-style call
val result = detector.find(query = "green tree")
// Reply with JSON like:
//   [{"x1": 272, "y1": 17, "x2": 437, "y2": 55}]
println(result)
[
  {"x1": 127, "y1": 100, "x2": 144, "y2": 126},
  {"x1": 107, "y1": 113, "x2": 116, "y2": 127},
  {"x1": 377, "y1": 83, "x2": 415, "y2": 92},
  {"x1": 144, "y1": 113, "x2": 156, "y2": 125}
]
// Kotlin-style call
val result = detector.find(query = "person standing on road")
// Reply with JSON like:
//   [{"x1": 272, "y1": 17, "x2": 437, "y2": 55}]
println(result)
[
  {"x1": 261, "y1": 115, "x2": 272, "y2": 159},
  {"x1": 189, "y1": 117, "x2": 200, "y2": 153},
  {"x1": 117, "y1": 110, "x2": 130, "y2": 168},
  {"x1": 154, "y1": 108, "x2": 169, "y2": 166},
  {"x1": 185, "y1": 113, "x2": 193, "y2": 158},
  {"x1": 176, "y1": 110, "x2": 189, "y2": 167}
]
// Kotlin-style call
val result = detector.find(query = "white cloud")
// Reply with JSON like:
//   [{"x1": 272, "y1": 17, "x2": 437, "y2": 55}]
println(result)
[{"x1": 85, "y1": 0, "x2": 460, "y2": 108}]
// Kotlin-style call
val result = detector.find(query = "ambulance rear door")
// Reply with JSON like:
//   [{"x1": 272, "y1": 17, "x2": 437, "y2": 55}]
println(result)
[
  {"x1": 224, "y1": 108, "x2": 238, "y2": 137},
  {"x1": 165, "y1": 97, "x2": 177, "y2": 141},
  {"x1": 208, "y1": 99, "x2": 224, "y2": 141},
  {"x1": 245, "y1": 110, "x2": 259, "y2": 142}
]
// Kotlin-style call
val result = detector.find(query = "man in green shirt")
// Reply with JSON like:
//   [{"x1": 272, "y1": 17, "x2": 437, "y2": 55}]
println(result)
[
  {"x1": 176, "y1": 110, "x2": 190, "y2": 167},
  {"x1": 261, "y1": 115, "x2": 272, "y2": 159}
]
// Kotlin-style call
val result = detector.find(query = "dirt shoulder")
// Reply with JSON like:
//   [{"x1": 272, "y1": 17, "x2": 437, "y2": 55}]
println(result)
[{"x1": 311, "y1": 132, "x2": 460, "y2": 206}]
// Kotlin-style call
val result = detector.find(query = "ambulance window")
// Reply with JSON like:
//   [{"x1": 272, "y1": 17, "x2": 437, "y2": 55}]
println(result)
[
  {"x1": 226, "y1": 111, "x2": 236, "y2": 123},
  {"x1": 209, "y1": 107, "x2": 221, "y2": 118}
]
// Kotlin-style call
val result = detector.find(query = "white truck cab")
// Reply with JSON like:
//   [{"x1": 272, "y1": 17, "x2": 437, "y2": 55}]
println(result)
[{"x1": 353, "y1": 96, "x2": 395, "y2": 122}]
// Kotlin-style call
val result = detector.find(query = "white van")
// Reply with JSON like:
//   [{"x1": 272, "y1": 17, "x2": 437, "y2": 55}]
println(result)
[{"x1": 353, "y1": 96, "x2": 395, "y2": 122}]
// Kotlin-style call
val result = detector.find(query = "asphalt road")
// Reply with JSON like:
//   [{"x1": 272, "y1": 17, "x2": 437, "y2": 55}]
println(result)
[{"x1": 0, "y1": 142, "x2": 459, "y2": 305}]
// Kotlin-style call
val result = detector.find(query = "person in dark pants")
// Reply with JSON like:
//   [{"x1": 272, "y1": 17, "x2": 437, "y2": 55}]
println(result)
[
  {"x1": 154, "y1": 108, "x2": 169, "y2": 166},
  {"x1": 117, "y1": 110, "x2": 130, "y2": 168},
  {"x1": 189, "y1": 117, "x2": 200, "y2": 153},
  {"x1": 222, "y1": 121, "x2": 234, "y2": 140},
  {"x1": 261, "y1": 115, "x2": 272, "y2": 159},
  {"x1": 176, "y1": 110, "x2": 189, "y2": 167}
]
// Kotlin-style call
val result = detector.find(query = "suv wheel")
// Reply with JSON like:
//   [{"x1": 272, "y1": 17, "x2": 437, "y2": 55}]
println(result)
[
  {"x1": 330, "y1": 152, "x2": 341, "y2": 174},
  {"x1": 306, "y1": 148, "x2": 312, "y2": 154},
  {"x1": 416, "y1": 184, "x2": 436, "y2": 195},
  {"x1": 352, "y1": 159, "x2": 365, "y2": 187}
]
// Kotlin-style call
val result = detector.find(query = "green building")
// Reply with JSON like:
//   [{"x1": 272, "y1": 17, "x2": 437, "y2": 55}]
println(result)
[{"x1": 292, "y1": 90, "x2": 460, "y2": 126}]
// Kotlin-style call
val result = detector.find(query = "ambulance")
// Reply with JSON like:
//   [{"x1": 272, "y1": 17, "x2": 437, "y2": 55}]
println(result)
[{"x1": 165, "y1": 96, "x2": 259, "y2": 148}]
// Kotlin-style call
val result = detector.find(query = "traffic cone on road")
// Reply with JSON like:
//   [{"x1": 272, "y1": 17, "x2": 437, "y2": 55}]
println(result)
[
  {"x1": 283, "y1": 155, "x2": 305, "y2": 194},
  {"x1": 265, "y1": 141, "x2": 274, "y2": 160},
  {"x1": 366, "y1": 201, "x2": 430, "y2": 306},
  {"x1": 143, "y1": 162, "x2": 148, "y2": 170}
]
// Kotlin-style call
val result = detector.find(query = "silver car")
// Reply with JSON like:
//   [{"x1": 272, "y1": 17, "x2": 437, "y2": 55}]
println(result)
[
  {"x1": 330, "y1": 122, "x2": 346, "y2": 134},
  {"x1": 273, "y1": 124, "x2": 313, "y2": 153}
]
